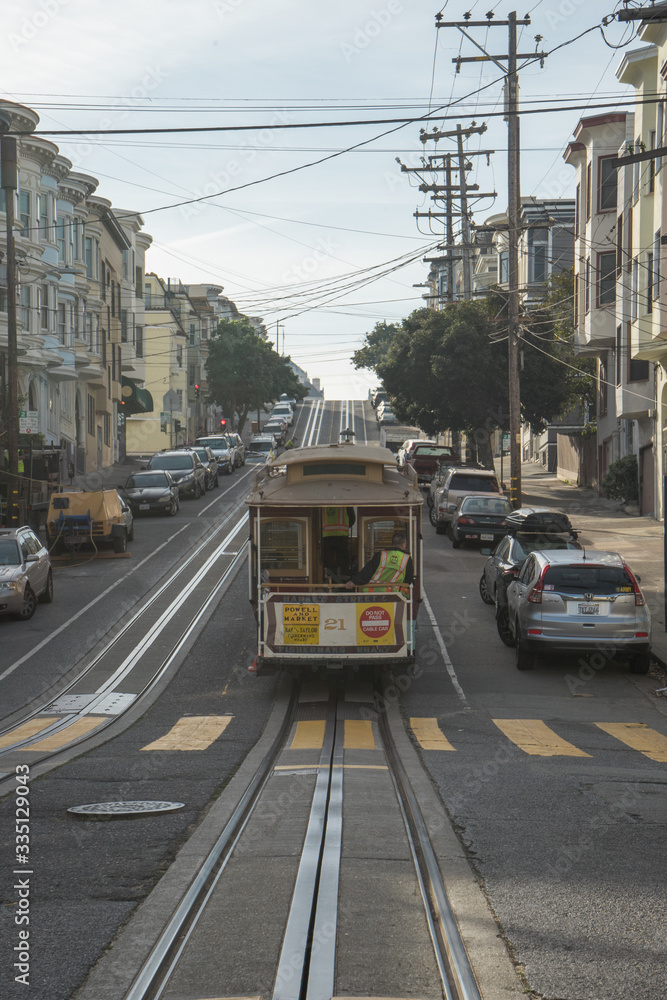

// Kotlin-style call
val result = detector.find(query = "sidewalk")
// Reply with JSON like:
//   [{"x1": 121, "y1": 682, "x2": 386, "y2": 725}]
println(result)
[{"x1": 508, "y1": 460, "x2": 667, "y2": 673}]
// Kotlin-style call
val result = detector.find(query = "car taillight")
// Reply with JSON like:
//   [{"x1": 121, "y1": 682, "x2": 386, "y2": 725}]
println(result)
[
  {"x1": 457, "y1": 516, "x2": 477, "y2": 525},
  {"x1": 527, "y1": 565, "x2": 549, "y2": 604},
  {"x1": 624, "y1": 565, "x2": 646, "y2": 606}
]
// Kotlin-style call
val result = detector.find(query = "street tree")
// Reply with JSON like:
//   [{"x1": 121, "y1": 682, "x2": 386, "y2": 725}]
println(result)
[
  {"x1": 206, "y1": 319, "x2": 304, "y2": 433},
  {"x1": 351, "y1": 320, "x2": 398, "y2": 374},
  {"x1": 375, "y1": 292, "x2": 589, "y2": 467}
]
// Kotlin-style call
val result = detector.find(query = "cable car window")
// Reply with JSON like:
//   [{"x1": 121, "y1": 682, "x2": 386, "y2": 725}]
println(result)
[
  {"x1": 362, "y1": 518, "x2": 409, "y2": 562},
  {"x1": 259, "y1": 518, "x2": 308, "y2": 574},
  {"x1": 302, "y1": 462, "x2": 366, "y2": 477}
]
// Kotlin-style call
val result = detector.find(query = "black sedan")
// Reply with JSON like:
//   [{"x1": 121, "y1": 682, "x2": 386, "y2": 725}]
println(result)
[
  {"x1": 448, "y1": 495, "x2": 512, "y2": 549},
  {"x1": 120, "y1": 470, "x2": 180, "y2": 516}
]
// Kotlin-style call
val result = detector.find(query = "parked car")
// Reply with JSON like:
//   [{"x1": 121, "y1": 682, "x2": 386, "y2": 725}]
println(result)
[
  {"x1": 146, "y1": 450, "x2": 206, "y2": 498},
  {"x1": 188, "y1": 445, "x2": 219, "y2": 489},
  {"x1": 0, "y1": 526, "x2": 53, "y2": 620},
  {"x1": 194, "y1": 435, "x2": 236, "y2": 476},
  {"x1": 506, "y1": 549, "x2": 651, "y2": 673},
  {"x1": 408, "y1": 444, "x2": 461, "y2": 485},
  {"x1": 227, "y1": 432, "x2": 246, "y2": 467},
  {"x1": 431, "y1": 467, "x2": 504, "y2": 533},
  {"x1": 378, "y1": 406, "x2": 399, "y2": 425},
  {"x1": 479, "y1": 531, "x2": 581, "y2": 606},
  {"x1": 448, "y1": 495, "x2": 512, "y2": 549},
  {"x1": 371, "y1": 388, "x2": 387, "y2": 409},
  {"x1": 397, "y1": 438, "x2": 435, "y2": 468},
  {"x1": 263, "y1": 417, "x2": 287, "y2": 445},
  {"x1": 271, "y1": 402, "x2": 294, "y2": 426},
  {"x1": 120, "y1": 470, "x2": 180, "y2": 516},
  {"x1": 246, "y1": 434, "x2": 277, "y2": 463}
]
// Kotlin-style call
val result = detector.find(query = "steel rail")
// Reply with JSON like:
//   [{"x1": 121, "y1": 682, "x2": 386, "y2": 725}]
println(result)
[
  {"x1": 377, "y1": 683, "x2": 483, "y2": 1000},
  {"x1": 273, "y1": 682, "x2": 343, "y2": 1000},
  {"x1": 0, "y1": 505, "x2": 248, "y2": 743},
  {"x1": 0, "y1": 538, "x2": 248, "y2": 769},
  {"x1": 121, "y1": 678, "x2": 301, "y2": 1000}
]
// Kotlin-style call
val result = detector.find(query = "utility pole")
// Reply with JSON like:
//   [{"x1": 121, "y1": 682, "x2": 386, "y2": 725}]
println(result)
[
  {"x1": 275, "y1": 320, "x2": 284, "y2": 354},
  {"x1": 0, "y1": 121, "x2": 19, "y2": 526},
  {"x1": 436, "y1": 10, "x2": 545, "y2": 506},
  {"x1": 402, "y1": 122, "x2": 493, "y2": 303}
]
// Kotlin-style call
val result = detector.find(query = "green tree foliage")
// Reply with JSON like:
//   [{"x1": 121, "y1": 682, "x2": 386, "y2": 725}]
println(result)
[
  {"x1": 374, "y1": 287, "x2": 590, "y2": 468},
  {"x1": 352, "y1": 320, "x2": 398, "y2": 372},
  {"x1": 205, "y1": 319, "x2": 305, "y2": 433}
]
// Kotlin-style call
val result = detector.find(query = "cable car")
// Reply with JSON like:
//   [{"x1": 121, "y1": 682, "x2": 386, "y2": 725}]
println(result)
[{"x1": 246, "y1": 442, "x2": 423, "y2": 674}]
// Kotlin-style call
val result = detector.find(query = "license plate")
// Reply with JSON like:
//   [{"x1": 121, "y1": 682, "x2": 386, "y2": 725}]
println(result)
[
  {"x1": 140, "y1": 504, "x2": 150, "y2": 510},
  {"x1": 481, "y1": 533, "x2": 494, "y2": 540},
  {"x1": 578, "y1": 603, "x2": 599, "y2": 615}
]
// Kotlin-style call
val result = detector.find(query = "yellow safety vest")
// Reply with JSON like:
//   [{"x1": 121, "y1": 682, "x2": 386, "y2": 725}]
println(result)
[
  {"x1": 322, "y1": 507, "x2": 350, "y2": 537},
  {"x1": 364, "y1": 549, "x2": 410, "y2": 593}
]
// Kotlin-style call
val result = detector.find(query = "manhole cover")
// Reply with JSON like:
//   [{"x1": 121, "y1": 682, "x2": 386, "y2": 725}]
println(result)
[{"x1": 67, "y1": 800, "x2": 185, "y2": 820}]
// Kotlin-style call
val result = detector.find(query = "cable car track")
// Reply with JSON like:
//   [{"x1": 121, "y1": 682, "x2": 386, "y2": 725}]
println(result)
[
  {"x1": 0, "y1": 508, "x2": 250, "y2": 781},
  {"x1": 79, "y1": 676, "x2": 482, "y2": 1000}
]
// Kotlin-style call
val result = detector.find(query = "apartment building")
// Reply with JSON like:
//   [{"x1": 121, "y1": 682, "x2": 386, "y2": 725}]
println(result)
[{"x1": 614, "y1": 33, "x2": 666, "y2": 516}]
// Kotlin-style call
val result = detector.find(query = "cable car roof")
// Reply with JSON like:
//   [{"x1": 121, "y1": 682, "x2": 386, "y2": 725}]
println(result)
[{"x1": 245, "y1": 442, "x2": 423, "y2": 506}]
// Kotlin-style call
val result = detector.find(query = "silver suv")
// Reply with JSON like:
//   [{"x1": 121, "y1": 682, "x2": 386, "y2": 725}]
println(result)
[
  {"x1": 431, "y1": 467, "x2": 503, "y2": 533},
  {"x1": 0, "y1": 526, "x2": 53, "y2": 620},
  {"x1": 507, "y1": 549, "x2": 651, "y2": 673},
  {"x1": 194, "y1": 435, "x2": 236, "y2": 476}
]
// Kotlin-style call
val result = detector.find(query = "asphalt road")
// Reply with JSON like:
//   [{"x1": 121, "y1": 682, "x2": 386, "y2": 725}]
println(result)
[{"x1": 1, "y1": 401, "x2": 665, "y2": 1000}]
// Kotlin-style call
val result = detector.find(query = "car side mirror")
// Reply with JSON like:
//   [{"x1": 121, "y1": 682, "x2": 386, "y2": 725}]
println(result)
[{"x1": 26, "y1": 553, "x2": 39, "y2": 563}]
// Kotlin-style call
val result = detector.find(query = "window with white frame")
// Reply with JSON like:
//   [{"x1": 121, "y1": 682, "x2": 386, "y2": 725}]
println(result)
[
  {"x1": 647, "y1": 251, "x2": 654, "y2": 314},
  {"x1": 528, "y1": 227, "x2": 548, "y2": 284},
  {"x1": 598, "y1": 157, "x2": 617, "y2": 212},
  {"x1": 19, "y1": 191, "x2": 30, "y2": 234},
  {"x1": 20, "y1": 285, "x2": 31, "y2": 332},
  {"x1": 597, "y1": 251, "x2": 616, "y2": 306},
  {"x1": 631, "y1": 257, "x2": 639, "y2": 320}
]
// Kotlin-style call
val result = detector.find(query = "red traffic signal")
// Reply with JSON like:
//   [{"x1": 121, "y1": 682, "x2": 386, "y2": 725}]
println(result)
[{"x1": 220, "y1": 418, "x2": 227, "y2": 429}]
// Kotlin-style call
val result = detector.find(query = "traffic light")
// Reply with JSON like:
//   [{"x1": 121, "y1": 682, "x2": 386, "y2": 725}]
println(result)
[
  {"x1": 194, "y1": 384, "x2": 200, "y2": 399},
  {"x1": 220, "y1": 418, "x2": 227, "y2": 430}
]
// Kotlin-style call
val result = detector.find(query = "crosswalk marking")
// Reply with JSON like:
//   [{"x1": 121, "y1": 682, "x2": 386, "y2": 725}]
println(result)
[
  {"x1": 290, "y1": 720, "x2": 326, "y2": 749},
  {"x1": 493, "y1": 719, "x2": 592, "y2": 757},
  {"x1": 23, "y1": 717, "x2": 105, "y2": 750},
  {"x1": 595, "y1": 723, "x2": 667, "y2": 763},
  {"x1": 0, "y1": 717, "x2": 59, "y2": 749},
  {"x1": 344, "y1": 720, "x2": 375, "y2": 749},
  {"x1": 141, "y1": 715, "x2": 234, "y2": 751},
  {"x1": 410, "y1": 718, "x2": 456, "y2": 751}
]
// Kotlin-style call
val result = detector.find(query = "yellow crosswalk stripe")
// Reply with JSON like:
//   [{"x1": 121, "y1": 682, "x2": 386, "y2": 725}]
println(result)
[
  {"x1": 23, "y1": 717, "x2": 105, "y2": 750},
  {"x1": 410, "y1": 718, "x2": 456, "y2": 751},
  {"x1": 290, "y1": 720, "x2": 325, "y2": 749},
  {"x1": 141, "y1": 715, "x2": 234, "y2": 751},
  {"x1": 0, "y1": 717, "x2": 59, "y2": 749},
  {"x1": 344, "y1": 720, "x2": 375, "y2": 749},
  {"x1": 595, "y1": 723, "x2": 667, "y2": 763},
  {"x1": 493, "y1": 719, "x2": 591, "y2": 757}
]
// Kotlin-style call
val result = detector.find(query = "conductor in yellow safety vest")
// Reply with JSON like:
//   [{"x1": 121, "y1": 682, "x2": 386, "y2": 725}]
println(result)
[
  {"x1": 322, "y1": 506, "x2": 355, "y2": 577},
  {"x1": 345, "y1": 530, "x2": 414, "y2": 592}
]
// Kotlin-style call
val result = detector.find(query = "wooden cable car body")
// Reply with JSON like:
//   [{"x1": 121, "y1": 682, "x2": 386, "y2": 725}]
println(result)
[{"x1": 246, "y1": 442, "x2": 423, "y2": 674}]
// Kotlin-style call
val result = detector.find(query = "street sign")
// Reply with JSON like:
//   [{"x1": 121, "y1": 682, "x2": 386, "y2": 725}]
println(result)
[
  {"x1": 162, "y1": 390, "x2": 179, "y2": 410},
  {"x1": 19, "y1": 410, "x2": 39, "y2": 434}
]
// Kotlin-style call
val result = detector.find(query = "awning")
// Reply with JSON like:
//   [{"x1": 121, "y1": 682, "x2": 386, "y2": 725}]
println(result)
[{"x1": 121, "y1": 376, "x2": 154, "y2": 415}]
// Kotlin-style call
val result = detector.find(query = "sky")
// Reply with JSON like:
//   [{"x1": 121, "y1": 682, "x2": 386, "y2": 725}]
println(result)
[{"x1": 0, "y1": 0, "x2": 646, "y2": 398}]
